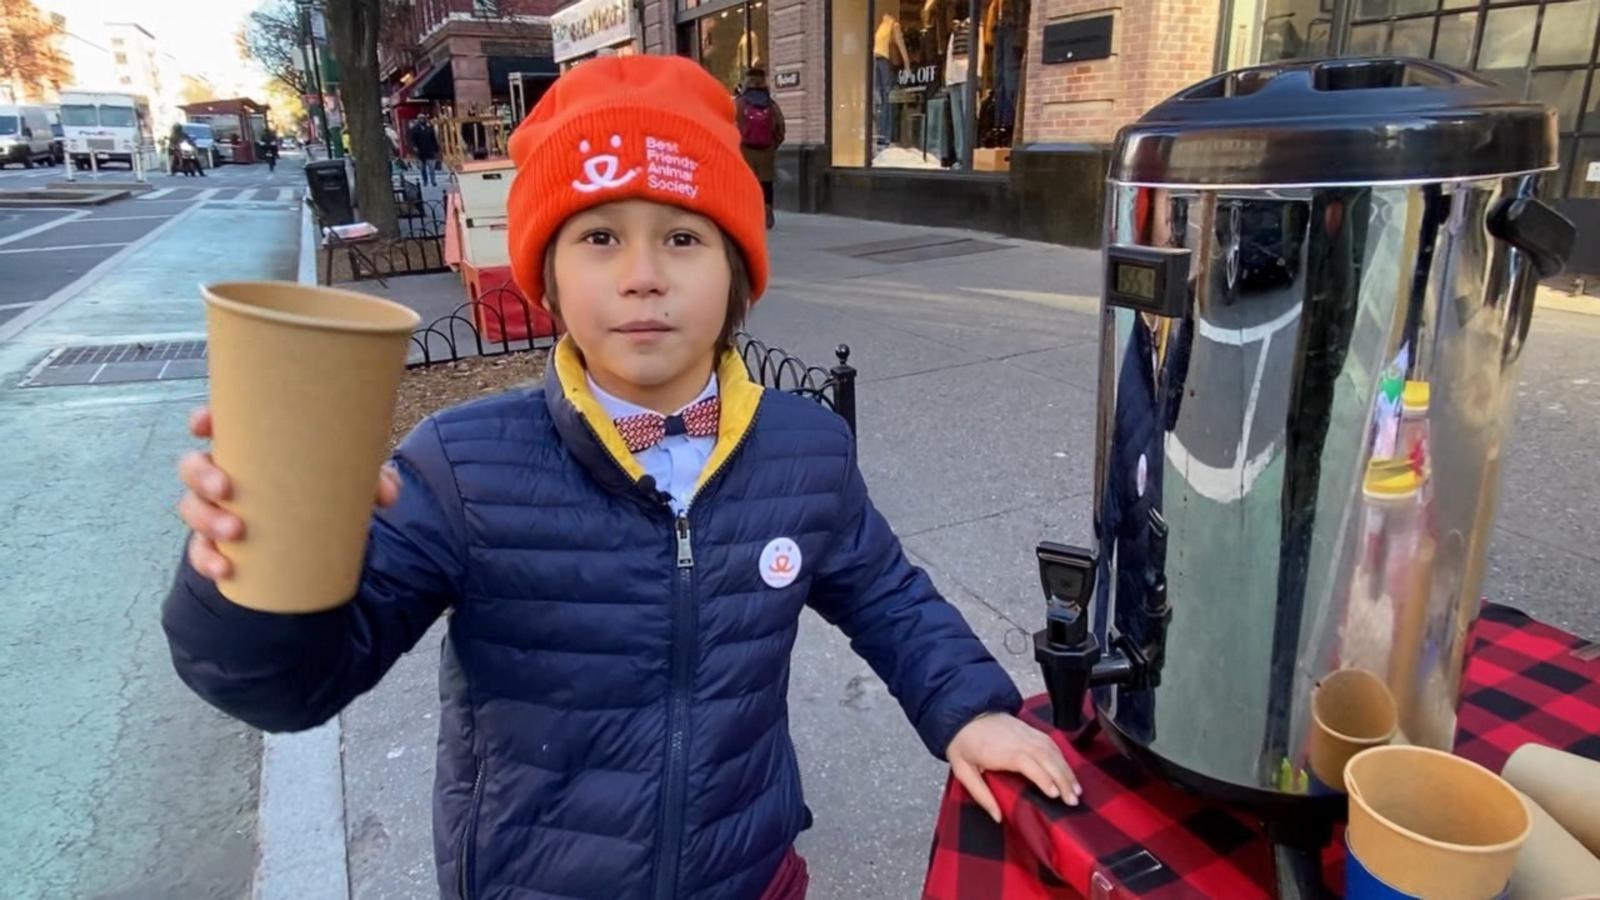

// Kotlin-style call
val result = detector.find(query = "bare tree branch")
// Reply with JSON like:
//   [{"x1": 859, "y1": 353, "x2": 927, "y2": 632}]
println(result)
[{"x1": 239, "y1": 0, "x2": 312, "y2": 96}]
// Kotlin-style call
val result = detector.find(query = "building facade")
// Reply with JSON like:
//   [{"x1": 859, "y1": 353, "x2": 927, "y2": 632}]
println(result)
[
  {"x1": 636, "y1": 0, "x2": 1597, "y2": 253},
  {"x1": 381, "y1": 0, "x2": 563, "y2": 146}
]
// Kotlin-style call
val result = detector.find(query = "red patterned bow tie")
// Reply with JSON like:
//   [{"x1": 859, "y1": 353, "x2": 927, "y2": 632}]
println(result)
[{"x1": 614, "y1": 396, "x2": 721, "y2": 453}]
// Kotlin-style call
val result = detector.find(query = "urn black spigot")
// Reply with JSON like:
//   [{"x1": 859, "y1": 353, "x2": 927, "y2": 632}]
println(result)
[{"x1": 1034, "y1": 530, "x2": 1170, "y2": 732}]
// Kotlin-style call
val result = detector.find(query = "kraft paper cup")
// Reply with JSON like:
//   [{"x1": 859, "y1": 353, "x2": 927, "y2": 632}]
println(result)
[
  {"x1": 1504, "y1": 744, "x2": 1600, "y2": 862},
  {"x1": 1509, "y1": 789, "x2": 1600, "y2": 900},
  {"x1": 203, "y1": 281, "x2": 419, "y2": 612},
  {"x1": 1346, "y1": 746, "x2": 1531, "y2": 900},
  {"x1": 1310, "y1": 668, "x2": 1399, "y2": 789}
]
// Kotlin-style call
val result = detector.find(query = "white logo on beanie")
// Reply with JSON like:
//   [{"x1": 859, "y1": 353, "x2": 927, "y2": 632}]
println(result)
[
  {"x1": 572, "y1": 134, "x2": 639, "y2": 193},
  {"x1": 645, "y1": 136, "x2": 700, "y2": 201}
]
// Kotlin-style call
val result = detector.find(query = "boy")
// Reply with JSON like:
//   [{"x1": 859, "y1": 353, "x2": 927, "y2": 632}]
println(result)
[{"x1": 164, "y1": 56, "x2": 1077, "y2": 900}]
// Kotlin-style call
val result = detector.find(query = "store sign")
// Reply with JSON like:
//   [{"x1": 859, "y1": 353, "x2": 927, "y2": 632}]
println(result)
[
  {"x1": 552, "y1": 0, "x2": 636, "y2": 64},
  {"x1": 896, "y1": 65, "x2": 939, "y2": 89},
  {"x1": 1042, "y1": 15, "x2": 1113, "y2": 65},
  {"x1": 774, "y1": 71, "x2": 801, "y2": 90}
]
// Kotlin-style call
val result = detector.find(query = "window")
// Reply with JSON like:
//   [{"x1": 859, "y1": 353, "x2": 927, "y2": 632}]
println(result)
[
  {"x1": 0, "y1": 116, "x2": 18, "y2": 136},
  {"x1": 1335, "y1": 0, "x2": 1600, "y2": 199},
  {"x1": 115, "y1": 52, "x2": 128, "y2": 65},
  {"x1": 678, "y1": 1, "x2": 768, "y2": 95},
  {"x1": 829, "y1": 0, "x2": 1026, "y2": 170},
  {"x1": 119, "y1": 76, "x2": 133, "y2": 86},
  {"x1": 1258, "y1": 0, "x2": 1335, "y2": 63},
  {"x1": 61, "y1": 105, "x2": 98, "y2": 127},
  {"x1": 100, "y1": 106, "x2": 137, "y2": 128}
]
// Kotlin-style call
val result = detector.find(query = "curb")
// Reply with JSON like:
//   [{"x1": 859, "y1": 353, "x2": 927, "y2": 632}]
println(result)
[
  {"x1": 1536, "y1": 285, "x2": 1600, "y2": 318},
  {"x1": 0, "y1": 189, "x2": 130, "y2": 207},
  {"x1": 251, "y1": 199, "x2": 350, "y2": 900}
]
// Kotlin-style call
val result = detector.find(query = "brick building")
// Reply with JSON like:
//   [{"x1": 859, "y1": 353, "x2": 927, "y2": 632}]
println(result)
[
  {"x1": 614, "y1": 0, "x2": 1599, "y2": 250},
  {"x1": 381, "y1": 0, "x2": 562, "y2": 146}
]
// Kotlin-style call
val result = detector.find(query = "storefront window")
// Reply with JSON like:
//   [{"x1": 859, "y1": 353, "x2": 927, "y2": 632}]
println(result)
[
  {"x1": 1433, "y1": 11, "x2": 1478, "y2": 66},
  {"x1": 1536, "y1": 0, "x2": 1599, "y2": 66},
  {"x1": 679, "y1": 0, "x2": 769, "y2": 95},
  {"x1": 1258, "y1": 0, "x2": 1334, "y2": 63},
  {"x1": 832, "y1": 0, "x2": 1024, "y2": 170},
  {"x1": 1530, "y1": 68, "x2": 1589, "y2": 130},
  {"x1": 831, "y1": 0, "x2": 869, "y2": 166}
]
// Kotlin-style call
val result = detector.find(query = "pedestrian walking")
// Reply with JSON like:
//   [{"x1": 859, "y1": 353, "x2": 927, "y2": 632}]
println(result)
[
  {"x1": 409, "y1": 114, "x2": 440, "y2": 187},
  {"x1": 163, "y1": 55, "x2": 1079, "y2": 900},
  {"x1": 736, "y1": 67, "x2": 786, "y2": 229}
]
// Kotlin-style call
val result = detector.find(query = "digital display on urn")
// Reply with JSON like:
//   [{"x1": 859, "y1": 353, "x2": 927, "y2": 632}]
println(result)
[{"x1": 1114, "y1": 262, "x2": 1158, "y2": 301}]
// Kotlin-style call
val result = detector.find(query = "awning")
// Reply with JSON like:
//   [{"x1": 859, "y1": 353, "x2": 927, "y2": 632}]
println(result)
[
  {"x1": 410, "y1": 58, "x2": 455, "y2": 101},
  {"x1": 488, "y1": 56, "x2": 558, "y2": 95}
]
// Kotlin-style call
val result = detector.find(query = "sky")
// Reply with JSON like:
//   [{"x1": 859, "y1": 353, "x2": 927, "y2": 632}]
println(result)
[{"x1": 39, "y1": 0, "x2": 274, "y2": 97}]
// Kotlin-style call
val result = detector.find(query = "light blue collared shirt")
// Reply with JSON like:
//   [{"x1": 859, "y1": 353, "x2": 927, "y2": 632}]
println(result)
[{"x1": 587, "y1": 373, "x2": 719, "y2": 513}]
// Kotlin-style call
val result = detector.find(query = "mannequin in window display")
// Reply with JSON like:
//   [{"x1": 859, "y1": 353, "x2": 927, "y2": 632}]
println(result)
[
  {"x1": 944, "y1": 12, "x2": 973, "y2": 167},
  {"x1": 873, "y1": 9, "x2": 910, "y2": 149},
  {"x1": 979, "y1": 0, "x2": 1023, "y2": 146}
]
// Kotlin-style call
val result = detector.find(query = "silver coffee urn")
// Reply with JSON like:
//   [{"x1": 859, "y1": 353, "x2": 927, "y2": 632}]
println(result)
[{"x1": 1033, "y1": 58, "x2": 1576, "y2": 894}]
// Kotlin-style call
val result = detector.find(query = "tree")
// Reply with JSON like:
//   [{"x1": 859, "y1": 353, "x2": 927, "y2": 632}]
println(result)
[
  {"x1": 0, "y1": 0, "x2": 70, "y2": 102},
  {"x1": 323, "y1": 0, "x2": 397, "y2": 235},
  {"x1": 263, "y1": 80, "x2": 308, "y2": 137},
  {"x1": 240, "y1": 0, "x2": 312, "y2": 96}
]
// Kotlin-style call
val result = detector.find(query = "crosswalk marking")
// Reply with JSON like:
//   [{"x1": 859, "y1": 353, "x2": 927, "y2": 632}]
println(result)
[
  {"x1": 138, "y1": 188, "x2": 176, "y2": 200},
  {"x1": 194, "y1": 188, "x2": 219, "y2": 202},
  {"x1": 233, "y1": 189, "x2": 257, "y2": 202},
  {"x1": 276, "y1": 188, "x2": 297, "y2": 203}
]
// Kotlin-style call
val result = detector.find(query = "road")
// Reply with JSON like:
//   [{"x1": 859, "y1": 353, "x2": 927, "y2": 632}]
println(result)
[
  {"x1": 0, "y1": 161, "x2": 306, "y2": 333},
  {"x1": 0, "y1": 158, "x2": 304, "y2": 898}
]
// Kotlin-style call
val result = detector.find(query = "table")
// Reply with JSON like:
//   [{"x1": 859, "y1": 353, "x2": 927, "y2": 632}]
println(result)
[{"x1": 923, "y1": 604, "x2": 1600, "y2": 899}]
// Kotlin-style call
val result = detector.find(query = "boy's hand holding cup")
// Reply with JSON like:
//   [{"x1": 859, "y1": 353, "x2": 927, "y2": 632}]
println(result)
[{"x1": 183, "y1": 281, "x2": 419, "y2": 611}]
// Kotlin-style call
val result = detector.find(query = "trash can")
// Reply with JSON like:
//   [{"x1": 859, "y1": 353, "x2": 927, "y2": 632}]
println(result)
[{"x1": 305, "y1": 158, "x2": 355, "y2": 226}]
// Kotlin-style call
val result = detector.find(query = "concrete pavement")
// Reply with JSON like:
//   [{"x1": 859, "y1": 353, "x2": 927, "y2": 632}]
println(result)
[
  {"x1": 0, "y1": 167, "x2": 301, "y2": 898},
  {"x1": 332, "y1": 211, "x2": 1600, "y2": 898}
]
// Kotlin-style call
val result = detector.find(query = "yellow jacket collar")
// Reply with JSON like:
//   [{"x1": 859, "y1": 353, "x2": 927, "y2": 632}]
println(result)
[{"x1": 551, "y1": 337, "x2": 764, "y2": 494}]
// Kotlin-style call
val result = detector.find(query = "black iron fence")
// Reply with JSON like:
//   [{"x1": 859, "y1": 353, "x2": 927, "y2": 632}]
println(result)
[
  {"x1": 408, "y1": 285, "x2": 560, "y2": 366},
  {"x1": 734, "y1": 332, "x2": 857, "y2": 436},
  {"x1": 403, "y1": 302, "x2": 858, "y2": 435},
  {"x1": 312, "y1": 195, "x2": 450, "y2": 285}
]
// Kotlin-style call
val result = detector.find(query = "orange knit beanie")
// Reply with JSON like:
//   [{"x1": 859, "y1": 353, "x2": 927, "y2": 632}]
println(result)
[{"x1": 505, "y1": 55, "x2": 769, "y2": 310}]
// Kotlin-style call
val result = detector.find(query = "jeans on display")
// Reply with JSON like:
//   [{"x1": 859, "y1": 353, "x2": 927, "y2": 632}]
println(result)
[
  {"x1": 994, "y1": 24, "x2": 1020, "y2": 131},
  {"x1": 949, "y1": 81, "x2": 970, "y2": 164},
  {"x1": 873, "y1": 56, "x2": 894, "y2": 147}
]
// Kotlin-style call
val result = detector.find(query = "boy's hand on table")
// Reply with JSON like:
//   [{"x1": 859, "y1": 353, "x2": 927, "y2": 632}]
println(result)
[{"x1": 947, "y1": 712, "x2": 1081, "y2": 823}]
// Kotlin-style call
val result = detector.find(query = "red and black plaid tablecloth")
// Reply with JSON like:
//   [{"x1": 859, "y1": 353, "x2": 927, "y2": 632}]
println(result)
[{"x1": 923, "y1": 604, "x2": 1600, "y2": 899}]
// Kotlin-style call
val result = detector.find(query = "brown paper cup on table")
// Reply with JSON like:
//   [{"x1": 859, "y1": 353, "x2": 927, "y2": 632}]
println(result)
[
  {"x1": 1310, "y1": 668, "x2": 1399, "y2": 789},
  {"x1": 1504, "y1": 744, "x2": 1600, "y2": 861},
  {"x1": 1509, "y1": 789, "x2": 1600, "y2": 900},
  {"x1": 1346, "y1": 745, "x2": 1531, "y2": 899},
  {"x1": 203, "y1": 281, "x2": 419, "y2": 612}
]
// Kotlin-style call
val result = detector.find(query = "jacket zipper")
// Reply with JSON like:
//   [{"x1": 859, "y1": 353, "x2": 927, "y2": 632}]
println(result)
[
  {"x1": 458, "y1": 757, "x2": 486, "y2": 900},
  {"x1": 650, "y1": 406, "x2": 761, "y2": 900},
  {"x1": 652, "y1": 511, "x2": 696, "y2": 899}
]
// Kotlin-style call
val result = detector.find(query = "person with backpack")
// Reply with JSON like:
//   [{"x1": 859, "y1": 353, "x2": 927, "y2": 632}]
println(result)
[{"x1": 736, "y1": 68, "x2": 786, "y2": 229}]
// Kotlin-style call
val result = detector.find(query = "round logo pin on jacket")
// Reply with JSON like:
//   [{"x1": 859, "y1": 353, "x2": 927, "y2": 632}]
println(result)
[{"x1": 760, "y1": 538, "x2": 802, "y2": 589}]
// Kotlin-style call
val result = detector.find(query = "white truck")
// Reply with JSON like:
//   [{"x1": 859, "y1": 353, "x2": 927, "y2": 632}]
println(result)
[{"x1": 59, "y1": 90, "x2": 152, "y2": 170}]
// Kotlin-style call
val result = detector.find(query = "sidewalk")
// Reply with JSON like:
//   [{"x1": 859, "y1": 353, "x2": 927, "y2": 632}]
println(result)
[
  {"x1": 333, "y1": 209, "x2": 1600, "y2": 898},
  {"x1": 0, "y1": 196, "x2": 301, "y2": 898},
  {"x1": 336, "y1": 213, "x2": 1110, "y2": 898}
]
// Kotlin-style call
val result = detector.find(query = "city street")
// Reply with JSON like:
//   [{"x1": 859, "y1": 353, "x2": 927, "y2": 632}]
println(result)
[
  {"x1": 1, "y1": 162, "x2": 1598, "y2": 900},
  {"x1": 0, "y1": 157, "x2": 303, "y2": 898},
  {"x1": 0, "y1": 160, "x2": 306, "y2": 334}
]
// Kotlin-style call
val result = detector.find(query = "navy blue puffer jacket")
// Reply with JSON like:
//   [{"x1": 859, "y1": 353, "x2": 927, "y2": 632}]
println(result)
[{"x1": 163, "y1": 342, "x2": 1022, "y2": 899}]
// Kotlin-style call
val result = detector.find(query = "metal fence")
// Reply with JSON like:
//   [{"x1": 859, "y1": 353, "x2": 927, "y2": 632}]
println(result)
[
  {"x1": 313, "y1": 193, "x2": 450, "y2": 285},
  {"x1": 735, "y1": 332, "x2": 858, "y2": 436},
  {"x1": 404, "y1": 303, "x2": 858, "y2": 435}
]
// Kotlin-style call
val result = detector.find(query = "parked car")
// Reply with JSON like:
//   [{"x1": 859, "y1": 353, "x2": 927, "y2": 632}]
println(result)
[
  {"x1": 0, "y1": 105, "x2": 58, "y2": 168},
  {"x1": 179, "y1": 122, "x2": 220, "y2": 169}
]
